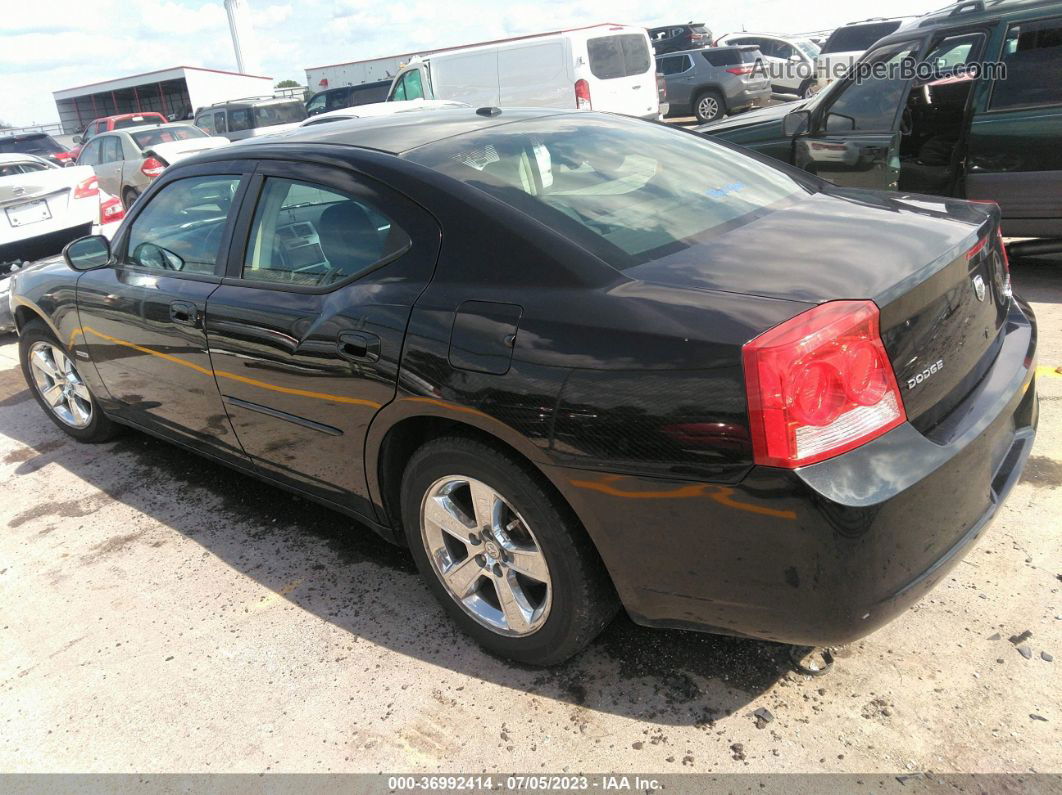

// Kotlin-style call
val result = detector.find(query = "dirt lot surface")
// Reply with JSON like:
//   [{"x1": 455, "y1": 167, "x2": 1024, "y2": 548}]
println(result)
[{"x1": 1, "y1": 261, "x2": 1059, "y2": 774}]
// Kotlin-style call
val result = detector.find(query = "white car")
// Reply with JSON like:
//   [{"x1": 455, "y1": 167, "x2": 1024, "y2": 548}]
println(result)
[
  {"x1": 299, "y1": 99, "x2": 471, "y2": 127},
  {"x1": 714, "y1": 33, "x2": 821, "y2": 97},
  {"x1": 814, "y1": 18, "x2": 915, "y2": 92},
  {"x1": 1, "y1": 154, "x2": 125, "y2": 331}
]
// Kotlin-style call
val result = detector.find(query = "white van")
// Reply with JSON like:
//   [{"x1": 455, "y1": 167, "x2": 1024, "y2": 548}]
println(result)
[{"x1": 385, "y1": 24, "x2": 660, "y2": 119}]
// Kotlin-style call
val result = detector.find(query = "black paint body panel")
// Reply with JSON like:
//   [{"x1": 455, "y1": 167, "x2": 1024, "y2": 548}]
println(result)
[{"x1": 9, "y1": 112, "x2": 1040, "y2": 648}]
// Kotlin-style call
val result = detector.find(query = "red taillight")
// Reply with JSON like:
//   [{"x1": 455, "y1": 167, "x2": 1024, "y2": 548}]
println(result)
[
  {"x1": 726, "y1": 66, "x2": 753, "y2": 75},
  {"x1": 141, "y1": 156, "x2": 166, "y2": 178},
  {"x1": 742, "y1": 300, "x2": 906, "y2": 468},
  {"x1": 574, "y1": 79, "x2": 592, "y2": 110},
  {"x1": 73, "y1": 175, "x2": 99, "y2": 199},
  {"x1": 99, "y1": 196, "x2": 125, "y2": 224}
]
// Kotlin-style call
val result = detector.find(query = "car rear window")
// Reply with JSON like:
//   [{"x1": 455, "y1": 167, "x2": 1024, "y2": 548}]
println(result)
[
  {"x1": 821, "y1": 21, "x2": 902, "y2": 54},
  {"x1": 404, "y1": 114, "x2": 806, "y2": 265},
  {"x1": 131, "y1": 126, "x2": 207, "y2": 148},
  {"x1": 587, "y1": 34, "x2": 652, "y2": 79},
  {"x1": 0, "y1": 135, "x2": 63, "y2": 155},
  {"x1": 253, "y1": 102, "x2": 308, "y2": 127},
  {"x1": 702, "y1": 48, "x2": 759, "y2": 67}
]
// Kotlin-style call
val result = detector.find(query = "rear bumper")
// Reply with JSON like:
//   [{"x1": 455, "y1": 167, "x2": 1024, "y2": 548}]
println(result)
[
  {"x1": 546, "y1": 298, "x2": 1038, "y2": 646},
  {"x1": 729, "y1": 87, "x2": 772, "y2": 112},
  {"x1": 0, "y1": 222, "x2": 93, "y2": 266}
]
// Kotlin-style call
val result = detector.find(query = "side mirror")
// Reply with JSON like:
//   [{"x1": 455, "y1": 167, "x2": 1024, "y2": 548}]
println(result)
[
  {"x1": 72, "y1": 135, "x2": 82, "y2": 144},
  {"x1": 133, "y1": 242, "x2": 184, "y2": 271},
  {"x1": 63, "y1": 235, "x2": 111, "y2": 271},
  {"x1": 789, "y1": 54, "x2": 803, "y2": 63},
  {"x1": 783, "y1": 109, "x2": 811, "y2": 137}
]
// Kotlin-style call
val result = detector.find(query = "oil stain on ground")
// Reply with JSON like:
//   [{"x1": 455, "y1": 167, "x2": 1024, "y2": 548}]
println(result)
[{"x1": 1021, "y1": 455, "x2": 1062, "y2": 489}]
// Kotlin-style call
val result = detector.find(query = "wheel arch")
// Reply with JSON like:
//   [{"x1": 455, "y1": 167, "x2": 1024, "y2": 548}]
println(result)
[
  {"x1": 12, "y1": 299, "x2": 61, "y2": 339},
  {"x1": 369, "y1": 409, "x2": 611, "y2": 581}
]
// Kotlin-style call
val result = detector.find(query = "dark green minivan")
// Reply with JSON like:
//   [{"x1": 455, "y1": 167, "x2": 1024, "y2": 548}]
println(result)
[{"x1": 698, "y1": 0, "x2": 1062, "y2": 240}]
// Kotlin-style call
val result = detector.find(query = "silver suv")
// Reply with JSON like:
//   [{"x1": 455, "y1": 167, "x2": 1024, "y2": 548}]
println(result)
[
  {"x1": 194, "y1": 97, "x2": 307, "y2": 142},
  {"x1": 657, "y1": 46, "x2": 772, "y2": 123}
]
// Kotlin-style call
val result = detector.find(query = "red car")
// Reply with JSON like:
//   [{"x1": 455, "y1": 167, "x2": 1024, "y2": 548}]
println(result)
[{"x1": 71, "y1": 112, "x2": 169, "y2": 159}]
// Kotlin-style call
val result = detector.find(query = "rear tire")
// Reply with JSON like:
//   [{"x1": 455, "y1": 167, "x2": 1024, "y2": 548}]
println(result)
[
  {"x1": 19, "y1": 319, "x2": 118, "y2": 443},
  {"x1": 798, "y1": 78, "x2": 816, "y2": 99},
  {"x1": 122, "y1": 187, "x2": 140, "y2": 211},
  {"x1": 694, "y1": 89, "x2": 725, "y2": 123},
  {"x1": 401, "y1": 435, "x2": 618, "y2": 666}
]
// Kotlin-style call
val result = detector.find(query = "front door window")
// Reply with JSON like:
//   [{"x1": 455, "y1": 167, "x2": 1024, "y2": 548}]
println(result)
[{"x1": 824, "y1": 40, "x2": 921, "y2": 132}]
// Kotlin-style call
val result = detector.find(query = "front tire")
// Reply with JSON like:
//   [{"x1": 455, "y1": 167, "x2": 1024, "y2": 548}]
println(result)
[
  {"x1": 694, "y1": 89, "x2": 725, "y2": 123},
  {"x1": 19, "y1": 319, "x2": 118, "y2": 443},
  {"x1": 401, "y1": 435, "x2": 618, "y2": 666}
]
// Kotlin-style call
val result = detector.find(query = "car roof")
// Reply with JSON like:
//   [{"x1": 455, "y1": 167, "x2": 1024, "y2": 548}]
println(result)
[
  {"x1": 228, "y1": 107, "x2": 571, "y2": 155},
  {"x1": 98, "y1": 122, "x2": 196, "y2": 135},
  {"x1": 0, "y1": 152, "x2": 54, "y2": 165},
  {"x1": 0, "y1": 132, "x2": 51, "y2": 141},
  {"x1": 914, "y1": 0, "x2": 1062, "y2": 28},
  {"x1": 670, "y1": 45, "x2": 759, "y2": 56}
]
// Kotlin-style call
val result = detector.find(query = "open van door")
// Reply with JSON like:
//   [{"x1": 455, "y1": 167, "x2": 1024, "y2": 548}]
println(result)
[{"x1": 795, "y1": 39, "x2": 923, "y2": 190}]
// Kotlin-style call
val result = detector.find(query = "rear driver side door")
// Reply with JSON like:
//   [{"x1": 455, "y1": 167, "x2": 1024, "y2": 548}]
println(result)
[{"x1": 204, "y1": 160, "x2": 440, "y2": 519}]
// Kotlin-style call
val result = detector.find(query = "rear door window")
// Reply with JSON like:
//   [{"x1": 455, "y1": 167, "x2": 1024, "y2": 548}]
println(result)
[
  {"x1": 241, "y1": 177, "x2": 410, "y2": 288},
  {"x1": 101, "y1": 136, "x2": 124, "y2": 163},
  {"x1": 229, "y1": 109, "x2": 252, "y2": 132},
  {"x1": 990, "y1": 18, "x2": 1062, "y2": 110},
  {"x1": 588, "y1": 34, "x2": 651, "y2": 79}
]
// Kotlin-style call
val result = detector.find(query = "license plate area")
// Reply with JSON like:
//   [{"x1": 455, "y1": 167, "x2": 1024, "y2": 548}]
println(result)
[{"x1": 5, "y1": 199, "x2": 51, "y2": 227}]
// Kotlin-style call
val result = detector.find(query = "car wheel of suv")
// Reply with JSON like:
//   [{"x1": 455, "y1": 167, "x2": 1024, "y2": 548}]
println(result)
[
  {"x1": 122, "y1": 187, "x2": 140, "y2": 211},
  {"x1": 401, "y1": 435, "x2": 618, "y2": 666},
  {"x1": 798, "y1": 78, "x2": 816, "y2": 99},
  {"x1": 694, "y1": 90, "x2": 725, "y2": 123},
  {"x1": 19, "y1": 319, "x2": 118, "y2": 443}
]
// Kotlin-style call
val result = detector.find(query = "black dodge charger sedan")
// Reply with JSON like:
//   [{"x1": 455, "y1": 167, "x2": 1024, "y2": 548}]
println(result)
[{"x1": 9, "y1": 108, "x2": 1037, "y2": 666}]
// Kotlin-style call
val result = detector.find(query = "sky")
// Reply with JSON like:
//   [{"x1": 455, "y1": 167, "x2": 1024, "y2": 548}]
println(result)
[{"x1": 1, "y1": 0, "x2": 937, "y2": 127}]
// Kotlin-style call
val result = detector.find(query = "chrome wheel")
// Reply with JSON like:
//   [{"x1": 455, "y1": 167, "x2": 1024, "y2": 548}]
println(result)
[
  {"x1": 28, "y1": 341, "x2": 92, "y2": 429},
  {"x1": 698, "y1": 95, "x2": 720, "y2": 121},
  {"x1": 420, "y1": 476, "x2": 552, "y2": 637}
]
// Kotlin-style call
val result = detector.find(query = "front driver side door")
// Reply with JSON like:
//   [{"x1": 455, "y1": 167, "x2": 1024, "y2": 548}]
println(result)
[
  {"x1": 76, "y1": 164, "x2": 252, "y2": 462},
  {"x1": 796, "y1": 38, "x2": 923, "y2": 189}
]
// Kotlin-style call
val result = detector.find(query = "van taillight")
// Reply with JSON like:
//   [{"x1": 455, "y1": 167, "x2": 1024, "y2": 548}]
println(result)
[
  {"x1": 73, "y1": 176, "x2": 99, "y2": 199},
  {"x1": 575, "y1": 79, "x2": 592, "y2": 110},
  {"x1": 726, "y1": 66, "x2": 754, "y2": 76},
  {"x1": 742, "y1": 300, "x2": 906, "y2": 468}
]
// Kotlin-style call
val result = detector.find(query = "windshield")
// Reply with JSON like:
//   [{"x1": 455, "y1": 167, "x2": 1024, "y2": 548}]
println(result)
[
  {"x1": 821, "y1": 22, "x2": 902, "y2": 54},
  {"x1": 405, "y1": 114, "x2": 807, "y2": 266},
  {"x1": 0, "y1": 135, "x2": 63, "y2": 155},
  {"x1": 795, "y1": 38, "x2": 821, "y2": 58},
  {"x1": 253, "y1": 102, "x2": 308, "y2": 127},
  {"x1": 131, "y1": 126, "x2": 206, "y2": 148}
]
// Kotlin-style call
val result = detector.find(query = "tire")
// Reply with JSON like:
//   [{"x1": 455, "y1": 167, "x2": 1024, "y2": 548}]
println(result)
[
  {"x1": 122, "y1": 187, "x2": 140, "y2": 211},
  {"x1": 694, "y1": 89, "x2": 725, "y2": 123},
  {"x1": 798, "y1": 78, "x2": 816, "y2": 99},
  {"x1": 19, "y1": 319, "x2": 118, "y2": 443},
  {"x1": 401, "y1": 435, "x2": 618, "y2": 666}
]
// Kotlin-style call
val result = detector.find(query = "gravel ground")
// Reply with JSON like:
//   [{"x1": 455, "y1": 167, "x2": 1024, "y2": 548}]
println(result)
[{"x1": 0, "y1": 260, "x2": 1059, "y2": 774}]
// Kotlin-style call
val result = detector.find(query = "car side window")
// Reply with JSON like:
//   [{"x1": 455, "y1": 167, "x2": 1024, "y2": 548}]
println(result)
[
  {"x1": 229, "y1": 109, "x2": 252, "y2": 132},
  {"x1": 394, "y1": 70, "x2": 424, "y2": 101},
  {"x1": 824, "y1": 40, "x2": 921, "y2": 132},
  {"x1": 990, "y1": 18, "x2": 1062, "y2": 110},
  {"x1": 79, "y1": 138, "x2": 102, "y2": 165},
  {"x1": 215, "y1": 112, "x2": 228, "y2": 134},
  {"x1": 306, "y1": 93, "x2": 327, "y2": 114},
  {"x1": 125, "y1": 175, "x2": 241, "y2": 275},
  {"x1": 197, "y1": 113, "x2": 215, "y2": 135},
  {"x1": 658, "y1": 56, "x2": 688, "y2": 75},
  {"x1": 241, "y1": 177, "x2": 411, "y2": 288},
  {"x1": 101, "y1": 136, "x2": 123, "y2": 163}
]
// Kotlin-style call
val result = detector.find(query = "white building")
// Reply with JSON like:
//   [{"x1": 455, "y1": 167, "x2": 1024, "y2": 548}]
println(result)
[{"x1": 52, "y1": 66, "x2": 274, "y2": 134}]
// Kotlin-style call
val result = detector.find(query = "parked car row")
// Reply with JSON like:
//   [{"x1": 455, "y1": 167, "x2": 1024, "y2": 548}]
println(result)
[{"x1": 698, "y1": 0, "x2": 1062, "y2": 242}]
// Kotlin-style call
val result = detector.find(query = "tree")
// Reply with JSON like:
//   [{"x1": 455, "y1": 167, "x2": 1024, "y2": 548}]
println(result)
[{"x1": 275, "y1": 79, "x2": 300, "y2": 89}]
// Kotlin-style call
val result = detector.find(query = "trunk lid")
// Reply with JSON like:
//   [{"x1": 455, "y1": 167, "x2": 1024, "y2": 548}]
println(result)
[
  {"x1": 625, "y1": 190, "x2": 1010, "y2": 437},
  {"x1": 147, "y1": 136, "x2": 230, "y2": 165}
]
